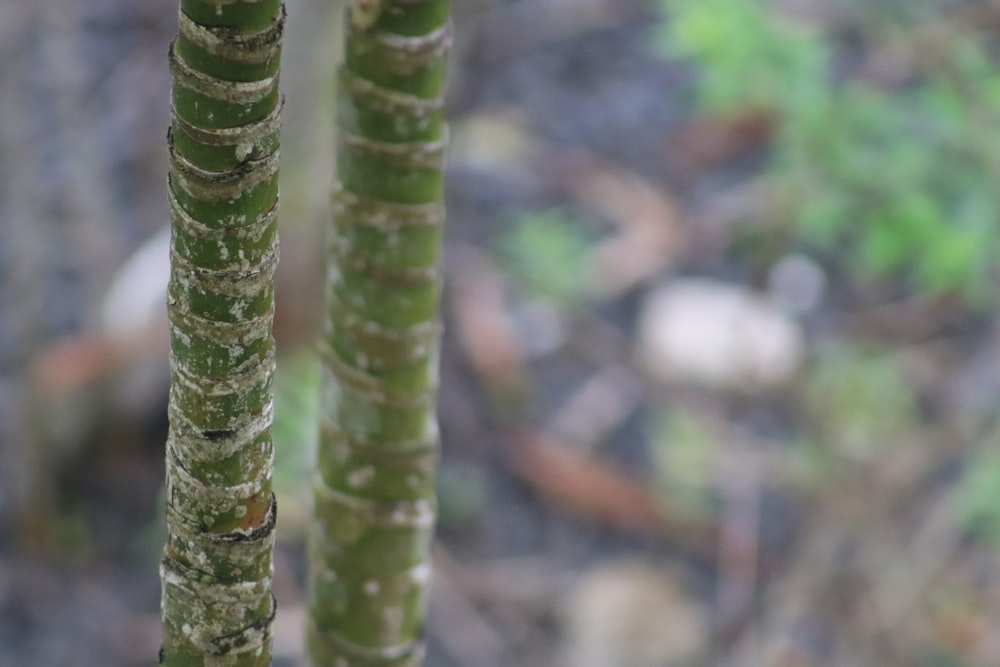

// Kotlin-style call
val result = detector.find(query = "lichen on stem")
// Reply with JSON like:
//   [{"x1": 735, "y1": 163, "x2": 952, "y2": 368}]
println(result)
[
  {"x1": 160, "y1": 1, "x2": 285, "y2": 665},
  {"x1": 308, "y1": 2, "x2": 452, "y2": 666}
]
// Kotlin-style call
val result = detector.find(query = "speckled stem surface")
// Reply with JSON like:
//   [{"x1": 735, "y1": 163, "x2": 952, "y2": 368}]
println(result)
[
  {"x1": 161, "y1": 1, "x2": 284, "y2": 665},
  {"x1": 309, "y1": 2, "x2": 451, "y2": 666}
]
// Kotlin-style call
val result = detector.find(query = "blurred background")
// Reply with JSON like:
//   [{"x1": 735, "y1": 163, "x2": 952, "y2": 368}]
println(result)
[{"x1": 5, "y1": 0, "x2": 1000, "y2": 664}]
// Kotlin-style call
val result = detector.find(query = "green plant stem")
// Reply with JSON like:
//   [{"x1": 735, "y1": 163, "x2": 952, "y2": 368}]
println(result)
[
  {"x1": 161, "y1": 1, "x2": 284, "y2": 665},
  {"x1": 308, "y1": 2, "x2": 451, "y2": 666}
]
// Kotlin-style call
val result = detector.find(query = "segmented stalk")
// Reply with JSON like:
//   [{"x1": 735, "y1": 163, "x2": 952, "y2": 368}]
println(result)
[
  {"x1": 160, "y1": 1, "x2": 284, "y2": 665},
  {"x1": 308, "y1": 2, "x2": 452, "y2": 666}
]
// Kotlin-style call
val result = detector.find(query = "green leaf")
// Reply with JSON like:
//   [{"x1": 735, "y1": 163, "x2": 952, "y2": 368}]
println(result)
[
  {"x1": 959, "y1": 449, "x2": 1000, "y2": 544},
  {"x1": 497, "y1": 209, "x2": 595, "y2": 308}
]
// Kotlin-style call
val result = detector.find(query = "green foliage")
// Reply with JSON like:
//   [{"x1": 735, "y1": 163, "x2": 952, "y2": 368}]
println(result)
[
  {"x1": 916, "y1": 648, "x2": 967, "y2": 667},
  {"x1": 802, "y1": 343, "x2": 918, "y2": 461},
  {"x1": 655, "y1": 0, "x2": 827, "y2": 113},
  {"x1": 959, "y1": 447, "x2": 1000, "y2": 544},
  {"x1": 272, "y1": 351, "x2": 320, "y2": 532},
  {"x1": 436, "y1": 461, "x2": 489, "y2": 528},
  {"x1": 496, "y1": 209, "x2": 595, "y2": 308},
  {"x1": 648, "y1": 411, "x2": 718, "y2": 516},
  {"x1": 272, "y1": 351, "x2": 320, "y2": 462},
  {"x1": 650, "y1": 345, "x2": 921, "y2": 506},
  {"x1": 655, "y1": 0, "x2": 1000, "y2": 303}
]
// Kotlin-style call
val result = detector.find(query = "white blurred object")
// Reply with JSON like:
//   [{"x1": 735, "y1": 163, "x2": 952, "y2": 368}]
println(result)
[
  {"x1": 767, "y1": 253, "x2": 826, "y2": 314},
  {"x1": 559, "y1": 559, "x2": 707, "y2": 667},
  {"x1": 99, "y1": 226, "x2": 171, "y2": 419},
  {"x1": 637, "y1": 278, "x2": 804, "y2": 391},
  {"x1": 100, "y1": 226, "x2": 170, "y2": 342},
  {"x1": 449, "y1": 111, "x2": 536, "y2": 173}
]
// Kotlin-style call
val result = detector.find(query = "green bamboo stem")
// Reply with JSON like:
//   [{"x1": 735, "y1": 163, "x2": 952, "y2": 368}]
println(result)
[
  {"x1": 160, "y1": 1, "x2": 284, "y2": 665},
  {"x1": 308, "y1": 2, "x2": 452, "y2": 666}
]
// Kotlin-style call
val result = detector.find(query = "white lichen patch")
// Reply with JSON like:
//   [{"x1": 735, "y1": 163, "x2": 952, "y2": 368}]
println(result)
[
  {"x1": 351, "y1": 0, "x2": 386, "y2": 30},
  {"x1": 381, "y1": 605, "x2": 404, "y2": 636},
  {"x1": 224, "y1": 342, "x2": 245, "y2": 362},
  {"x1": 235, "y1": 140, "x2": 254, "y2": 162},
  {"x1": 327, "y1": 263, "x2": 343, "y2": 288},
  {"x1": 409, "y1": 562, "x2": 432, "y2": 586},
  {"x1": 347, "y1": 465, "x2": 375, "y2": 489},
  {"x1": 363, "y1": 579, "x2": 381, "y2": 596},
  {"x1": 229, "y1": 299, "x2": 248, "y2": 320}
]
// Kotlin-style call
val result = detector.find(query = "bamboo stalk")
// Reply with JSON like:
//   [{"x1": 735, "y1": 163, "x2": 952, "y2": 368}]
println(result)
[
  {"x1": 160, "y1": 1, "x2": 285, "y2": 665},
  {"x1": 308, "y1": 2, "x2": 451, "y2": 666}
]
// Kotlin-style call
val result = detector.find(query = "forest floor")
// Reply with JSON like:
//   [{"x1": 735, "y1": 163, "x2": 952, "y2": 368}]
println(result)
[{"x1": 4, "y1": 0, "x2": 1000, "y2": 666}]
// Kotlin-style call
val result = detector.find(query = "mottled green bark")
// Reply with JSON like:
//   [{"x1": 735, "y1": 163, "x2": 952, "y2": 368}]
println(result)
[
  {"x1": 161, "y1": 1, "x2": 284, "y2": 665},
  {"x1": 308, "y1": 2, "x2": 451, "y2": 666}
]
